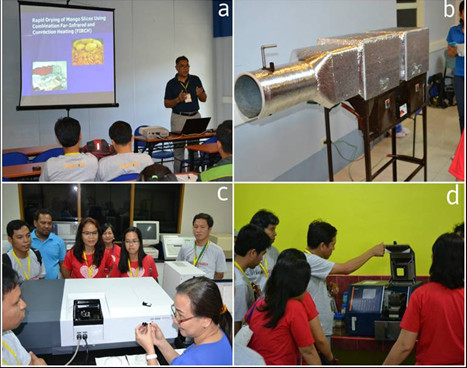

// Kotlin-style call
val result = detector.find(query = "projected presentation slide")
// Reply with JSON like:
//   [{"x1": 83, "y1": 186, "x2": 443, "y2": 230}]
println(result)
[{"x1": 19, "y1": 2, "x2": 116, "y2": 109}]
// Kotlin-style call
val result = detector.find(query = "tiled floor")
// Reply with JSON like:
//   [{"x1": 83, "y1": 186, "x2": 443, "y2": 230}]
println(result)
[{"x1": 334, "y1": 106, "x2": 462, "y2": 182}]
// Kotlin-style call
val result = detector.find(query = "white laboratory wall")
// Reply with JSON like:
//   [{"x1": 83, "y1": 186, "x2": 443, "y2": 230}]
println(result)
[
  {"x1": 180, "y1": 183, "x2": 232, "y2": 235},
  {"x1": 234, "y1": 0, "x2": 458, "y2": 181},
  {"x1": 1, "y1": 184, "x2": 21, "y2": 246},
  {"x1": 2, "y1": 0, "x2": 232, "y2": 149}
]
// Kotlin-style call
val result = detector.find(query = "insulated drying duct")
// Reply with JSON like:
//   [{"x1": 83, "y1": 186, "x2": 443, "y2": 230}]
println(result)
[
  {"x1": 235, "y1": 44, "x2": 360, "y2": 120},
  {"x1": 234, "y1": 28, "x2": 429, "y2": 121}
]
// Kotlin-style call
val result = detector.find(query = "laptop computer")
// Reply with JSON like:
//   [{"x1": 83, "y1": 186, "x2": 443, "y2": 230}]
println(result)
[{"x1": 172, "y1": 117, "x2": 211, "y2": 135}]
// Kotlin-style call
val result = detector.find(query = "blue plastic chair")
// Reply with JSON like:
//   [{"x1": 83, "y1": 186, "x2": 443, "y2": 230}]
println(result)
[
  {"x1": 109, "y1": 173, "x2": 139, "y2": 182},
  {"x1": 135, "y1": 125, "x2": 174, "y2": 163},
  {"x1": 2, "y1": 152, "x2": 29, "y2": 166},
  {"x1": 31, "y1": 147, "x2": 64, "y2": 163},
  {"x1": 182, "y1": 136, "x2": 220, "y2": 171}
]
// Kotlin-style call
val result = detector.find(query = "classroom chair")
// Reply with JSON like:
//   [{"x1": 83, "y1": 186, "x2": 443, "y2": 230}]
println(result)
[
  {"x1": 30, "y1": 147, "x2": 64, "y2": 163},
  {"x1": 2, "y1": 152, "x2": 29, "y2": 166},
  {"x1": 109, "y1": 173, "x2": 139, "y2": 182},
  {"x1": 135, "y1": 125, "x2": 174, "y2": 164}
]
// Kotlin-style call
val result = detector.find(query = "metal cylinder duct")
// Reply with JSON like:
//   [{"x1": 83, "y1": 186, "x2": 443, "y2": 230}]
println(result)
[{"x1": 235, "y1": 44, "x2": 360, "y2": 120}]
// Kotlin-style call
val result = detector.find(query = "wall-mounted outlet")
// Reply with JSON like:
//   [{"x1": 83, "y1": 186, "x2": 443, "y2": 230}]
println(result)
[{"x1": 320, "y1": 136, "x2": 327, "y2": 147}]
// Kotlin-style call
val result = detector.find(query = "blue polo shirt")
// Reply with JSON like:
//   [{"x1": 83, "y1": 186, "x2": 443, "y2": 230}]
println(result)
[
  {"x1": 31, "y1": 229, "x2": 66, "y2": 279},
  {"x1": 170, "y1": 332, "x2": 232, "y2": 365},
  {"x1": 164, "y1": 74, "x2": 204, "y2": 114},
  {"x1": 447, "y1": 23, "x2": 465, "y2": 76}
]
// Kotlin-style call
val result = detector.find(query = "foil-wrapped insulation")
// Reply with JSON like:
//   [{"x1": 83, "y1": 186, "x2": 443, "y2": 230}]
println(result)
[
  {"x1": 235, "y1": 44, "x2": 359, "y2": 120},
  {"x1": 365, "y1": 28, "x2": 429, "y2": 81},
  {"x1": 318, "y1": 33, "x2": 401, "y2": 100}
]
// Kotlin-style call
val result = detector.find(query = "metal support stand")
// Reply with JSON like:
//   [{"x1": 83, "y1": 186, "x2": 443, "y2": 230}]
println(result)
[{"x1": 324, "y1": 73, "x2": 428, "y2": 182}]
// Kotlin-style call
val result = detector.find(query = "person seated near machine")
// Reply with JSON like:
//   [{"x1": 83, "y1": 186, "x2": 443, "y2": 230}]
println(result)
[
  {"x1": 3, "y1": 220, "x2": 46, "y2": 283},
  {"x1": 245, "y1": 209, "x2": 280, "y2": 297},
  {"x1": 96, "y1": 121, "x2": 153, "y2": 181},
  {"x1": 137, "y1": 163, "x2": 178, "y2": 181},
  {"x1": 2, "y1": 265, "x2": 47, "y2": 365},
  {"x1": 383, "y1": 232, "x2": 464, "y2": 365},
  {"x1": 40, "y1": 117, "x2": 98, "y2": 181},
  {"x1": 197, "y1": 120, "x2": 232, "y2": 182},
  {"x1": 304, "y1": 220, "x2": 386, "y2": 344},
  {"x1": 135, "y1": 277, "x2": 232, "y2": 365},
  {"x1": 176, "y1": 213, "x2": 227, "y2": 280},
  {"x1": 233, "y1": 224, "x2": 270, "y2": 335},
  {"x1": 110, "y1": 227, "x2": 158, "y2": 281},
  {"x1": 61, "y1": 217, "x2": 114, "y2": 279}
]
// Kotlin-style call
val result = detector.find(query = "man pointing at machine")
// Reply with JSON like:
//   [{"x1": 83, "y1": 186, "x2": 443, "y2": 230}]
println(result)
[{"x1": 164, "y1": 56, "x2": 207, "y2": 173}]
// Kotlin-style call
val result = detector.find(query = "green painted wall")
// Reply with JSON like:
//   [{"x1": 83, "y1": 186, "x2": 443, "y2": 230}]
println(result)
[{"x1": 235, "y1": 184, "x2": 464, "y2": 276}]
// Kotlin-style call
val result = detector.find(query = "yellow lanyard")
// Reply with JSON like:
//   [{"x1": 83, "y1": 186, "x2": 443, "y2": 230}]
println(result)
[
  {"x1": 259, "y1": 251, "x2": 269, "y2": 278},
  {"x1": 12, "y1": 250, "x2": 30, "y2": 280},
  {"x1": 65, "y1": 152, "x2": 80, "y2": 156},
  {"x1": 2, "y1": 340, "x2": 21, "y2": 365},
  {"x1": 193, "y1": 241, "x2": 209, "y2": 267},
  {"x1": 180, "y1": 80, "x2": 189, "y2": 92},
  {"x1": 304, "y1": 249, "x2": 312, "y2": 255},
  {"x1": 83, "y1": 252, "x2": 94, "y2": 278},
  {"x1": 128, "y1": 260, "x2": 139, "y2": 277},
  {"x1": 234, "y1": 261, "x2": 254, "y2": 294}
]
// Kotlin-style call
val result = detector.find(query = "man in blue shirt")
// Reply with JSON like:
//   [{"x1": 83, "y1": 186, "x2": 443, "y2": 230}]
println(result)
[
  {"x1": 447, "y1": 1, "x2": 464, "y2": 132},
  {"x1": 30, "y1": 209, "x2": 66, "y2": 279},
  {"x1": 164, "y1": 56, "x2": 207, "y2": 173}
]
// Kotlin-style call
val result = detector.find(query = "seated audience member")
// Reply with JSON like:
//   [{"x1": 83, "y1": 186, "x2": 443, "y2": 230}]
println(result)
[
  {"x1": 138, "y1": 163, "x2": 178, "y2": 181},
  {"x1": 176, "y1": 213, "x2": 227, "y2": 279},
  {"x1": 62, "y1": 217, "x2": 113, "y2": 279},
  {"x1": 246, "y1": 249, "x2": 321, "y2": 365},
  {"x1": 102, "y1": 223, "x2": 121, "y2": 276},
  {"x1": 384, "y1": 232, "x2": 464, "y2": 365},
  {"x1": 40, "y1": 117, "x2": 98, "y2": 181},
  {"x1": 135, "y1": 277, "x2": 232, "y2": 365},
  {"x1": 31, "y1": 209, "x2": 66, "y2": 279},
  {"x1": 2, "y1": 265, "x2": 47, "y2": 365},
  {"x1": 198, "y1": 120, "x2": 232, "y2": 182},
  {"x1": 110, "y1": 227, "x2": 158, "y2": 281},
  {"x1": 234, "y1": 343, "x2": 266, "y2": 365},
  {"x1": 96, "y1": 121, "x2": 153, "y2": 181},
  {"x1": 233, "y1": 224, "x2": 270, "y2": 335},
  {"x1": 246, "y1": 209, "x2": 280, "y2": 296},
  {"x1": 3, "y1": 220, "x2": 46, "y2": 283}
]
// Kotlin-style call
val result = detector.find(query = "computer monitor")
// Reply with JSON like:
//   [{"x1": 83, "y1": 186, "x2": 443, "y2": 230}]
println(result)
[
  {"x1": 52, "y1": 221, "x2": 79, "y2": 249},
  {"x1": 133, "y1": 221, "x2": 160, "y2": 246}
]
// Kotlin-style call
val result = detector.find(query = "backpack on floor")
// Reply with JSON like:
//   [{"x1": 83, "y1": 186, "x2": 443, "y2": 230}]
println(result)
[{"x1": 428, "y1": 73, "x2": 448, "y2": 108}]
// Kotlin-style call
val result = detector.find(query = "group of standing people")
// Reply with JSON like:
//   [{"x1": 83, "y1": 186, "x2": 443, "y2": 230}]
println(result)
[
  {"x1": 234, "y1": 209, "x2": 464, "y2": 366},
  {"x1": 2, "y1": 209, "x2": 233, "y2": 365}
]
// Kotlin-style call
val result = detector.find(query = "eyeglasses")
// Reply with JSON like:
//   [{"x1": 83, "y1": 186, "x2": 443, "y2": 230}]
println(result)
[
  {"x1": 82, "y1": 231, "x2": 98, "y2": 236},
  {"x1": 125, "y1": 240, "x2": 140, "y2": 245},
  {"x1": 171, "y1": 304, "x2": 196, "y2": 324}
]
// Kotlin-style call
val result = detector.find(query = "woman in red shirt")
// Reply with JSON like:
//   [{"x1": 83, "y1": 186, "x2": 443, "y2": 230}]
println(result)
[
  {"x1": 384, "y1": 232, "x2": 464, "y2": 365},
  {"x1": 246, "y1": 251, "x2": 321, "y2": 365},
  {"x1": 62, "y1": 217, "x2": 113, "y2": 279},
  {"x1": 110, "y1": 227, "x2": 158, "y2": 281},
  {"x1": 102, "y1": 223, "x2": 121, "y2": 276}
]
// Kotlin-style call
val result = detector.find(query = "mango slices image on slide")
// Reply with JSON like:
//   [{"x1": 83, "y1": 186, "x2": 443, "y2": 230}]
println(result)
[{"x1": 72, "y1": 38, "x2": 104, "y2": 66}]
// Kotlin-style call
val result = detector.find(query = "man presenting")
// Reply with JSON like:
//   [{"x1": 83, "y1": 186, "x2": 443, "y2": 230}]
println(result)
[
  {"x1": 31, "y1": 209, "x2": 66, "y2": 279},
  {"x1": 164, "y1": 56, "x2": 207, "y2": 173},
  {"x1": 176, "y1": 213, "x2": 226, "y2": 279},
  {"x1": 2, "y1": 265, "x2": 47, "y2": 365}
]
